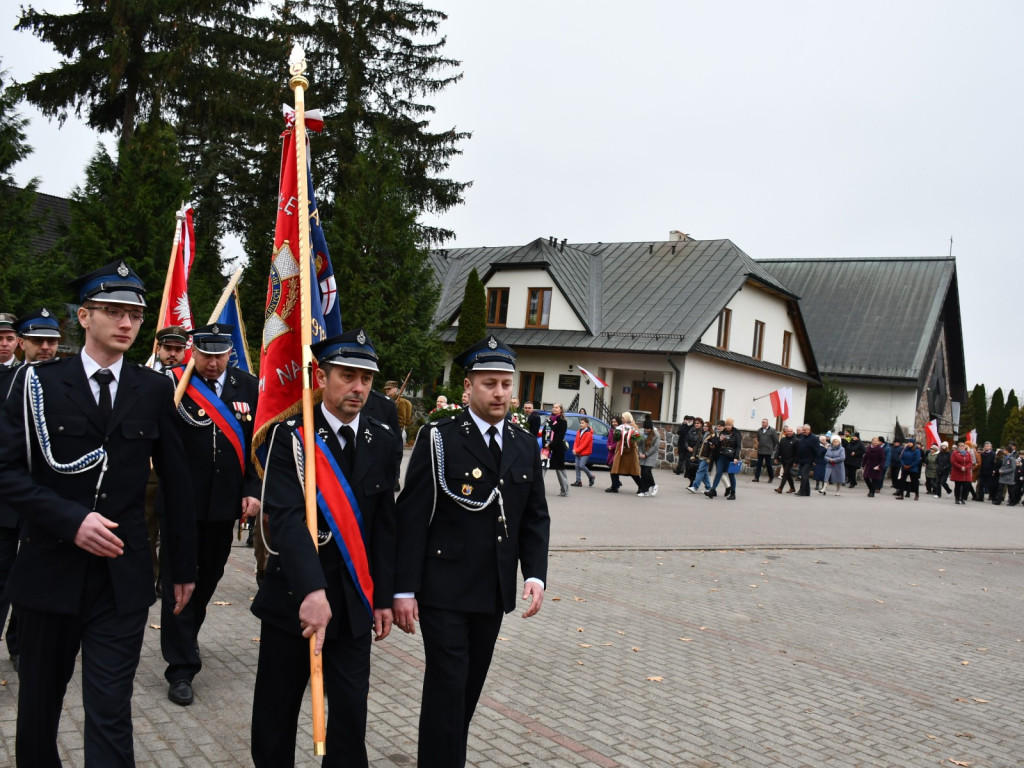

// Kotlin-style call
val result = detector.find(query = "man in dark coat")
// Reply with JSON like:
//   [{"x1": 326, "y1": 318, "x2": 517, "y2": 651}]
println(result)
[
  {"x1": 0, "y1": 262, "x2": 196, "y2": 767},
  {"x1": 394, "y1": 335, "x2": 550, "y2": 768},
  {"x1": 773, "y1": 425, "x2": 798, "y2": 493},
  {"x1": 978, "y1": 441, "x2": 996, "y2": 502},
  {"x1": 250, "y1": 329, "x2": 399, "y2": 767},
  {"x1": 795, "y1": 424, "x2": 819, "y2": 496},
  {"x1": 753, "y1": 418, "x2": 779, "y2": 482},
  {"x1": 161, "y1": 323, "x2": 260, "y2": 706},
  {"x1": 673, "y1": 415, "x2": 694, "y2": 475},
  {"x1": 844, "y1": 433, "x2": 864, "y2": 488},
  {"x1": 0, "y1": 307, "x2": 63, "y2": 671},
  {"x1": 524, "y1": 400, "x2": 542, "y2": 438}
]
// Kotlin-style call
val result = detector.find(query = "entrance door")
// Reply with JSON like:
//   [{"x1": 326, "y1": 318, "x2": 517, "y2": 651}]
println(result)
[{"x1": 630, "y1": 381, "x2": 661, "y2": 419}]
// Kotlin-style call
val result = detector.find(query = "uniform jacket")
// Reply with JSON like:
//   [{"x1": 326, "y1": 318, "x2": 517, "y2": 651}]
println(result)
[
  {"x1": 363, "y1": 389, "x2": 402, "y2": 476},
  {"x1": 0, "y1": 363, "x2": 30, "y2": 528},
  {"x1": 251, "y1": 407, "x2": 399, "y2": 639},
  {"x1": 395, "y1": 411, "x2": 550, "y2": 615},
  {"x1": 0, "y1": 356, "x2": 196, "y2": 616},
  {"x1": 173, "y1": 366, "x2": 260, "y2": 521}
]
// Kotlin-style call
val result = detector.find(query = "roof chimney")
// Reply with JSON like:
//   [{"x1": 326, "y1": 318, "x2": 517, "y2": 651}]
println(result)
[
  {"x1": 560, "y1": 238, "x2": 567, "y2": 251},
  {"x1": 669, "y1": 229, "x2": 691, "y2": 242}
]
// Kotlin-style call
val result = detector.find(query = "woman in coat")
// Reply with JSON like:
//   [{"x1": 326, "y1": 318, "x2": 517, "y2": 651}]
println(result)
[
  {"x1": 822, "y1": 436, "x2": 846, "y2": 495},
  {"x1": 861, "y1": 436, "x2": 886, "y2": 497},
  {"x1": 543, "y1": 403, "x2": 570, "y2": 496},
  {"x1": 813, "y1": 435, "x2": 828, "y2": 491},
  {"x1": 950, "y1": 442, "x2": 974, "y2": 505},
  {"x1": 638, "y1": 416, "x2": 661, "y2": 497},
  {"x1": 610, "y1": 412, "x2": 642, "y2": 493}
]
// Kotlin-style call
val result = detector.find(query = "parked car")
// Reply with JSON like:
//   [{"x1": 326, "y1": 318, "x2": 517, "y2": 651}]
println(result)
[{"x1": 534, "y1": 410, "x2": 612, "y2": 467}]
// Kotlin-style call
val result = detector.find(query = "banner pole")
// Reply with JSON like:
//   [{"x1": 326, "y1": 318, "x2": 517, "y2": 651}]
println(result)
[
  {"x1": 151, "y1": 203, "x2": 188, "y2": 360},
  {"x1": 288, "y1": 43, "x2": 327, "y2": 757}
]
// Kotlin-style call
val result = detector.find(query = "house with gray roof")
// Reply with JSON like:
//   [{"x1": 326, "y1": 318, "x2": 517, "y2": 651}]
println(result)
[
  {"x1": 758, "y1": 257, "x2": 966, "y2": 441},
  {"x1": 430, "y1": 234, "x2": 820, "y2": 432}
]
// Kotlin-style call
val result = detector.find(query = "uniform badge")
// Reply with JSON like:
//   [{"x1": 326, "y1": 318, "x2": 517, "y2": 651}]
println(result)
[
  {"x1": 317, "y1": 427, "x2": 329, "y2": 440},
  {"x1": 472, "y1": 468, "x2": 482, "y2": 479},
  {"x1": 487, "y1": 336, "x2": 497, "y2": 349},
  {"x1": 461, "y1": 484, "x2": 473, "y2": 496},
  {"x1": 356, "y1": 329, "x2": 366, "y2": 344},
  {"x1": 41, "y1": 308, "x2": 50, "y2": 317},
  {"x1": 197, "y1": 408, "x2": 206, "y2": 417},
  {"x1": 363, "y1": 428, "x2": 373, "y2": 444},
  {"x1": 211, "y1": 324, "x2": 220, "y2": 335},
  {"x1": 117, "y1": 262, "x2": 130, "y2": 277}
]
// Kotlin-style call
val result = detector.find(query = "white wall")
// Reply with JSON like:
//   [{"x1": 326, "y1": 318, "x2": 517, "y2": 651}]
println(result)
[
  {"x1": 482, "y1": 270, "x2": 586, "y2": 331},
  {"x1": 831, "y1": 383, "x2": 919, "y2": 439},
  {"x1": 699, "y1": 282, "x2": 806, "y2": 371}
]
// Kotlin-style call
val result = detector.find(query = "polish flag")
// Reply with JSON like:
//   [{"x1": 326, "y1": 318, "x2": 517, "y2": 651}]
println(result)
[
  {"x1": 968, "y1": 428, "x2": 977, "y2": 444},
  {"x1": 577, "y1": 366, "x2": 607, "y2": 389},
  {"x1": 924, "y1": 419, "x2": 941, "y2": 447},
  {"x1": 769, "y1": 387, "x2": 792, "y2": 420}
]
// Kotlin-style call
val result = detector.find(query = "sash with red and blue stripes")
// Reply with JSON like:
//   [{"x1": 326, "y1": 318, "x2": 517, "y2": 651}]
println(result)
[
  {"x1": 297, "y1": 427, "x2": 373, "y2": 620},
  {"x1": 171, "y1": 368, "x2": 246, "y2": 473}
]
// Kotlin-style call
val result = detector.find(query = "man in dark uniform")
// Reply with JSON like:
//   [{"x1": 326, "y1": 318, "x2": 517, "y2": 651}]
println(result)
[
  {"x1": 250, "y1": 329, "x2": 399, "y2": 767},
  {"x1": 0, "y1": 261, "x2": 196, "y2": 767},
  {"x1": 0, "y1": 312, "x2": 19, "y2": 371},
  {"x1": 161, "y1": 323, "x2": 260, "y2": 706},
  {"x1": 363, "y1": 384, "x2": 402, "y2": 490},
  {"x1": 394, "y1": 335, "x2": 550, "y2": 768},
  {"x1": 0, "y1": 308, "x2": 63, "y2": 672},
  {"x1": 153, "y1": 324, "x2": 188, "y2": 372}
]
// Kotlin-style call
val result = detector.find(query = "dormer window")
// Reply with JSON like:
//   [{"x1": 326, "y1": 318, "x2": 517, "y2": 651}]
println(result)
[
  {"x1": 526, "y1": 288, "x2": 552, "y2": 328},
  {"x1": 487, "y1": 288, "x2": 509, "y2": 326}
]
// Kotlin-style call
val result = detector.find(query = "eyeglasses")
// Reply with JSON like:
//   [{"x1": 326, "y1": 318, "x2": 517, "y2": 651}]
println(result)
[{"x1": 85, "y1": 305, "x2": 145, "y2": 324}]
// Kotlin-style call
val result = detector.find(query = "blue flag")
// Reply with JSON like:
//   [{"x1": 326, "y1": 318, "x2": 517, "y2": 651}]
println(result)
[
  {"x1": 216, "y1": 288, "x2": 253, "y2": 374},
  {"x1": 305, "y1": 144, "x2": 343, "y2": 337}
]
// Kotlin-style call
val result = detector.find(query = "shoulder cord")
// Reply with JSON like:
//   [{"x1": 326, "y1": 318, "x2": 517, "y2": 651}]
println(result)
[
  {"x1": 430, "y1": 426, "x2": 507, "y2": 537},
  {"x1": 176, "y1": 402, "x2": 212, "y2": 428},
  {"x1": 23, "y1": 367, "x2": 109, "y2": 509},
  {"x1": 257, "y1": 426, "x2": 334, "y2": 559}
]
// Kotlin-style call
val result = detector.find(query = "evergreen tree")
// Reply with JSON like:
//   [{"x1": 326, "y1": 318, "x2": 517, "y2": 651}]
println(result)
[
  {"x1": 326, "y1": 132, "x2": 443, "y2": 386},
  {"x1": 1001, "y1": 407, "x2": 1024, "y2": 449},
  {"x1": 448, "y1": 267, "x2": 485, "y2": 386},
  {"x1": 280, "y1": 0, "x2": 470, "y2": 244},
  {"x1": 1006, "y1": 389, "x2": 1018, "y2": 423},
  {"x1": 970, "y1": 384, "x2": 988, "y2": 444},
  {"x1": 803, "y1": 376, "x2": 850, "y2": 434},
  {"x1": 0, "y1": 62, "x2": 48, "y2": 313},
  {"x1": 60, "y1": 119, "x2": 193, "y2": 361},
  {"x1": 988, "y1": 388, "x2": 1007, "y2": 448}
]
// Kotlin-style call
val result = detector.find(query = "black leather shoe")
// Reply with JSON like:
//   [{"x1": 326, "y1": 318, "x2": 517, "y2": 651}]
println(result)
[{"x1": 168, "y1": 679, "x2": 194, "y2": 706}]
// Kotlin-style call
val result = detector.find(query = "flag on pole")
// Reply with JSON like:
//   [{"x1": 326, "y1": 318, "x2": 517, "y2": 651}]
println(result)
[
  {"x1": 252, "y1": 109, "x2": 337, "y2": 471},
  {"x1": 577, "y1": 365, "x2": 607, "y2": 389},
  {"x1": 215, "y1": 287, "x2": 253, "y2": 374},
  {"x1": 924, "y1": 419, "x2": 941, "y2": 447},
  {"x1": 769, "y1": 387, "x2": 793, "y2": 420},
  {"x1": 968, "y1": 428, "x2": 977, "y2": 444},
  {"x1": 162, "y1": 203, "x2": 196, "y2": 360}
]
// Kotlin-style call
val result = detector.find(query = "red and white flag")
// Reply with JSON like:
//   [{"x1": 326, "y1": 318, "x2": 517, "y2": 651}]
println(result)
[
  {"x1": 924, "y1": 419, "x2": 941, "y2": 447},
  {"x1": 968, "y1": 428, "x2": 977, "y2": 444},
  {"x1": 769, "y1": 387, "x2": 793, "y2": 420},
  {"x1": 577, "y1": 365, "x2": 607, "y2": 389},
  {"x1": 161, "y1": 204, "x2": 196, "y2": 361}
]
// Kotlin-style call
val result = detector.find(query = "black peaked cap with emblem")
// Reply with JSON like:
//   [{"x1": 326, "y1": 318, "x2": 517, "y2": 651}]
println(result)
[
  {"x1": 156, "y1": 325, "x2": 189, "y2": 345},
  {"x1": 16, "y1": 308, "x2": 61, "y2": 338},
  {"x1": 453, "y1": 334, "x2": 516, "y2": 373},
  {"x1": 69, "y1": 260, "x2": 147, "y2": 307},
  {"x1": 0, "y1": 313, "x2": 16, "y2": 331},
  {"x1": 310, "y1": 329, "x2": 379, "y2": 372},
  {"x1": 192, "y1": 324, "x2": 234, "y2": 354}
]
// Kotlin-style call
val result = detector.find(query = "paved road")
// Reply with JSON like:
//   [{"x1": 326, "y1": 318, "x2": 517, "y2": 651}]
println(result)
[{"x1": 2, "y1": 465, "x2": 1023, "y2": 767}]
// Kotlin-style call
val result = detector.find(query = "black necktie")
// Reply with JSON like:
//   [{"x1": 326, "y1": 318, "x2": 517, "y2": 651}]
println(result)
[
  {"x1": 94, "y1": 369, "x2": 114, "y2": 423},
  {"x1": 487, "y1": 425, "x2": 502, "y2": 468},
  {"x1": 205, "y1": 377, "x2": 219, "y2": 396},
  {"x1": 339, "y1": 425, "x2": 355, "y2": 475}
]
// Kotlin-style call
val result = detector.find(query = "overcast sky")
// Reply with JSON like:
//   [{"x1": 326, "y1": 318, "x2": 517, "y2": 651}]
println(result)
[{"x1": 3, "y1": 1, "x2": 1022, "y2": 395}]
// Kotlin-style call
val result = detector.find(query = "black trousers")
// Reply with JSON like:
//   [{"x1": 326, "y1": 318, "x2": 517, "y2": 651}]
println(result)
[
  {"x1": 776, "y1": 461, "x2": 796, "y2": 490},
  {"x1": 417, "y1": 606, "x2": 504, "y2": 768},
  {"x1": 161, "y1": 519, "x2": 234, "y2": 683},
  {"x1": 0, "y1": 522, "x2": 19, "y2": 656},
  {"x1": 798, "y1": 461, "x2": 814, "y2": 494},
  {"x1": 251, "y1": 621, "x2": 371, "y2": 768},
  {"x1": 899, "y1": 468, "x2": 920, "y2": 496},
  {"x1": 753, "y1": 453, "x2": 773, "y2": 480},
  {"x1": 16, "y1": 558, "x2": 147, "y2": 768}
]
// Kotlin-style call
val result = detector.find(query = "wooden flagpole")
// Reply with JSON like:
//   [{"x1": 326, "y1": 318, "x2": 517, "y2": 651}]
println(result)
[
  {"x1": 172, "y1": 267, "x2": 243, "y2": 407},
  {"x1": 289, "y1": 43, "x2": 328, "y2": 757},
  {"x1": 151, "y1": 202, "x2": 189, "y2": 359}
]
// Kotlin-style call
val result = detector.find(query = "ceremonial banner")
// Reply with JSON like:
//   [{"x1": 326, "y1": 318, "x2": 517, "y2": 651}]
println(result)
[
  {"x1": 163, "y1": 204, "x2": 196, "y2": 361},
  {"x1": 252, "y1": 109, "x2": 339, "y2": 472},
  {"x1": 924, "y1": 419, "x2": 941, "y2": 448},
  {"x1": 215, "y1": 288, "x2": 253, "y2": 374}
]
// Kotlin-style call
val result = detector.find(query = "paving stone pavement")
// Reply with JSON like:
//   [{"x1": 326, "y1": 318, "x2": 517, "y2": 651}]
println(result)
[{"x1": 2, "y1": 465, "x2": 1024, "y2": 767}]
